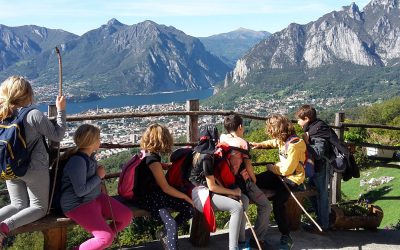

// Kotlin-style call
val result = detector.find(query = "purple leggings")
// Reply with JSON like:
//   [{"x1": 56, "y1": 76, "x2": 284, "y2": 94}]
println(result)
[{"x1": 65, "y1": 193, "x2": 132, "y2": 250}]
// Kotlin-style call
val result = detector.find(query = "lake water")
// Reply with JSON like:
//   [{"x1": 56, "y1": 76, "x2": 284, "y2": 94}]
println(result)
[{"x1": 37, "y1": 88, "x2": 214, "y2": 114}]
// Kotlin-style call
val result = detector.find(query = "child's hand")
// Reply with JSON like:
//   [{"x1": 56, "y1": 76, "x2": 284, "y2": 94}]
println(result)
[
  {"x1": 240, "y1": 169, "x2": 250, "y2": 182},
  {"x1": 266, "y1": 164, "x2": 274, "y2": 172},
  {"x1": 231, "y1": 187, "x2": 241, "y2": 198},
  {"x1": 56, "y1": 95, "x2": 66, "y2": 111},
  {"x1": 97, "y1": 165, "x2": 106, "y2": 179},
  {"x1": 250, "y1": 142, "x2": 263, "y2": 149},
  {"x1": 184, "y1": 196, "x2": 194, "y2": 207}
]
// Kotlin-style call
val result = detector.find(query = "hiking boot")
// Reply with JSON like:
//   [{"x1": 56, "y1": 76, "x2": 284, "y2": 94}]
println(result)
[
  {"x1": 156, "y1": 228, "x2": 168, "y2": 250},
  {"x1": 278, "y1": 235, "x2": 293, "y2": 250},
  {"x1": 302, "y1": 223, "x2": 327, "y2": 235},
  {"x1": 249, "y1": 237, "x2": 273, "y2": 250}
]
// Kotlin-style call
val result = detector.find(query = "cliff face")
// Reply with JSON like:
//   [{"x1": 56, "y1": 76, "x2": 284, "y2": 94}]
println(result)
[{"x1": 229, "y1": 0, "x2": 400, "y2": 85}]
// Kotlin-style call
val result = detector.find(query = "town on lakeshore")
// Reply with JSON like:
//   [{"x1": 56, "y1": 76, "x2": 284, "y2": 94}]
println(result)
[{"x1": 56, "y1": 90, "x2": 351, "y2": 160}]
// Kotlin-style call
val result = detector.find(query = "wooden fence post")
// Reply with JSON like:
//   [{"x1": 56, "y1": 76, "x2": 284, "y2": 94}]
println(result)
[
  {"x1": 186, "y1": 99, "x2": 210, "y2": 246},
  {"x1": 331, "y1": 112, "x2": 345, "y2": 204},
  {"x1": 186, "y1": 99, "x2": 199, "y2": 143}
]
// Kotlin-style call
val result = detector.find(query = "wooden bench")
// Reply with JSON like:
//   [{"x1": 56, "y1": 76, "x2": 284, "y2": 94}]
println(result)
[{"x1": 8, "y1": 189, "x2": 317, "y2": 249}]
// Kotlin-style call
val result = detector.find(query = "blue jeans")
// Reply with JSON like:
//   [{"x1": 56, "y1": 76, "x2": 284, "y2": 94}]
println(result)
[{"x1": 309, "y1": 163, "x2": 330, "y2": 230}]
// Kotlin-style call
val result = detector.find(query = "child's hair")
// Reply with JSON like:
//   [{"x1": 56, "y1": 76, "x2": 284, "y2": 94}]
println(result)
[
  {"x1": 0, "y1": 76, "x2": 34, "y2": 121},
  {"x1": 295, "y1": 104, "x2": 317, "y2": 122},
  {"x1": 140, "y1": 123, "x2": 173, "y2": 154},
  {"x1": 265, "y1": 114, "x2": 295, "y2": 142},
  {"x1": 62, "y1": 124, "x2": 100, "y2": 159},
  {"x1": 223, "y1": 114, "x2": 243, "y2": 133}
]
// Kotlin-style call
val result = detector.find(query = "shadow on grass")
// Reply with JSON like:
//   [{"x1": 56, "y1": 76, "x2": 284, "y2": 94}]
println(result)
[{"x1": 363, "y1": 186, "x2": 392, "y2": 203}]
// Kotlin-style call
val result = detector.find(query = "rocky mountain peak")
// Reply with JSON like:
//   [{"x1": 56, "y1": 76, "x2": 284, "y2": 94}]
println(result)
[
  {"x1": 343, "y1": 2, "x2": 363, "y2": 20},
  {"x1": 367, "y1": 0, "x2": 399, "y2": 9},
  {"x1": 107, "y1": 18, "x2": 123, "y2": 27}
]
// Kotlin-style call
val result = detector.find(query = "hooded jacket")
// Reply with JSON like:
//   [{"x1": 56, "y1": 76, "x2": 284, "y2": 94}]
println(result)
[{"x1": 259, "y1": 137, "x2": 306, "y2": 185}]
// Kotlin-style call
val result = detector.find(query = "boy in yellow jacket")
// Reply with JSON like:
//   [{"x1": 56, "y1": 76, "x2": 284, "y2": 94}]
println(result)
[{"x1": 251, "y1": 114, "x2": 306, "y2": 250}]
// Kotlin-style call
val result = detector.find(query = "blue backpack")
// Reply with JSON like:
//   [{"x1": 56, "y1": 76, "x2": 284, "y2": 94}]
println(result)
[{"x1": 0, "y1": 106, "x2": 36, "y2": 180}]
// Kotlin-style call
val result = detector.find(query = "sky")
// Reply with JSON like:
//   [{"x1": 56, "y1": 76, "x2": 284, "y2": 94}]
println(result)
[{"x1": 0, "y1": 0, "x2": 372, "y2": 37}]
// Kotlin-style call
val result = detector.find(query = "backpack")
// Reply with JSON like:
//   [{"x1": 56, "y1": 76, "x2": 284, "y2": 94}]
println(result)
[
  {"x1": 0, "y1": 106, "x2": 36, "y2": 180},
  {"x1": 48, "y1": 151, "x2": 90, "y2": 215},
  {"x1": 166, "y1": 147, "x2": 195, "y2": 196},
  {"x1": 117, "y1": 150, "x2": 147, "y2": 200},
  {"x1": 284, "y1": 135, "x2": 315, "y2": 178},
  {"x1": 327, "y1": 128, "x2": 360, "y2": 181}
]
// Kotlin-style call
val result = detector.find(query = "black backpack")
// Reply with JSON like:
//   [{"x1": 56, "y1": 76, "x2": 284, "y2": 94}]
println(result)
[
  {"x1": 328, "y1": 128, "x2": 360, "y2": 181},
  {"x1": 48, "y1": 151, "x2": 89, "y2": 215},
  {"x1": 189, "y1": 124, "x2": 220, "y2": 185}
]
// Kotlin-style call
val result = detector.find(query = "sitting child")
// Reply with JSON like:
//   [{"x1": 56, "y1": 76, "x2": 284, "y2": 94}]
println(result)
[
  {"x1": 132, "y1": 123, "x2": 193, "y2": 250},
  {"x1": 251, "y1": 114, "x2": 306, "y2": 250},
  {"x1": 220, "y1": 114, "x2": 272, "y2": 249},
  {"x1": 60, "y1": 124, "x2": 132, "y2": 250}
]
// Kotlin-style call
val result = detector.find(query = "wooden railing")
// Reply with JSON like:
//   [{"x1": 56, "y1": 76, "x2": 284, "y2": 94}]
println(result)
[
  {"x1": 2, "y1": 99, "x2": 399, "y2": 200},
  {"x1": 0, "y1": 99, "x2": 399, "y2": 249}
]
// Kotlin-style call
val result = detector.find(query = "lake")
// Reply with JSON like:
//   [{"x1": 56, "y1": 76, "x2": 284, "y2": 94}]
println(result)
[{"x1": 37, "y1": 88, "x2": 214, "y2": 114}]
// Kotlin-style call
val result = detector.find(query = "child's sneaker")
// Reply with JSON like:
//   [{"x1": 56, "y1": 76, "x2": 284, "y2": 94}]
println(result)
[
  {"x1": 249, "y1": 237, "x2": 272, "y2": 249},
  {"x1": 278, "y1": 235, "x2": 293, "y2": 250},
  {"x1": 238, "y1": 240, "x2": 251, "y2": 250}
]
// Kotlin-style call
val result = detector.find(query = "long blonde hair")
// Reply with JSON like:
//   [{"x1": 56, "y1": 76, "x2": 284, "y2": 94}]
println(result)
[
  {"x1": 62, "y1": 124, "x2": 100, "y2": 159},
  {"x1": 0, "y1": 76, "x2": 34, "y2": 121},
  {"x1": 266, "y1": 114, "x2": 295, "y2": 142},
  {"x1": 140, "y1": 123, "x2": 173, "y2": 154}
]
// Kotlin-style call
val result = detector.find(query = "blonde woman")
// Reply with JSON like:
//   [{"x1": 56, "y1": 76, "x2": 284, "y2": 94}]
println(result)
[
  {"x1": 0, "y1": 76, "x2": 66, "y2": 242},
  {"x1": 133, "y1": 123, "x2": 193, "y2": 250},
  {"x1": 60, "y1": 124, "x2": 132, "y2": 250},
  {"x1": 251, "y1": 114, "x2": 306, "y2": 250}
]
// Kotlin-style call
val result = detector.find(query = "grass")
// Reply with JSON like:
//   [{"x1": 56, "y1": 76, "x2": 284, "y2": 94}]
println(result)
[{"x1": 341, "y1": 162, "x2": 400, "y2": 228}]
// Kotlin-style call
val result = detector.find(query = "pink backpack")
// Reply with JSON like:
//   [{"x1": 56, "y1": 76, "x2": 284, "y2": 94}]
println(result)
[{"x1": 118, "y1": 150, "x2": 147, "y2": 200}]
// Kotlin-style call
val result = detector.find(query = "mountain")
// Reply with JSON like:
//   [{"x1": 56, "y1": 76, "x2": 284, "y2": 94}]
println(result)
[
  {"x1": 199, "y1": 28, "x2": 270, "y2": 68},
  {"x1": 0, "y1": 19, "x2": 230, "y2": 97},
  {"x1": 217, "y1": 0, "x2": 400, "y2": 108},
  {"x1": 0, "y1": 25, "x2": 78, "y2": 70}
]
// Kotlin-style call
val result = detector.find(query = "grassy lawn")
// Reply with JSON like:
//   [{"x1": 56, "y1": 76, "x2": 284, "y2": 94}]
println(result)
[{"x1": 341, "y1": 163, "x2": 400, "y2": 228}]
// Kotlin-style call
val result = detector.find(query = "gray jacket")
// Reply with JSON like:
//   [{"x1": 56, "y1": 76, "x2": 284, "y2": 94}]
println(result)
[
  {"x1": 60, "y1": 153, "x2": 102, "y2": 213},
  {"x1": 23, "y1": 106, "x2": 67, "y2": 171}
]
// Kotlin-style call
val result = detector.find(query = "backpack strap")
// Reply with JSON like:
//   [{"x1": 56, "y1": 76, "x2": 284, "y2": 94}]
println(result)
[{"x1": 284, "y1": 135, "x2": 300, "y2": 154}]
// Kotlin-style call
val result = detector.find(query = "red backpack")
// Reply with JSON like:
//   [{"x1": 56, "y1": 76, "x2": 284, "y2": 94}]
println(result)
[
  {"x1": 166, "y1": 147, "x2": 195, "y2": 196},
  {"x1": 117, "y1": 150, "x2": 147, "y2": 200}
]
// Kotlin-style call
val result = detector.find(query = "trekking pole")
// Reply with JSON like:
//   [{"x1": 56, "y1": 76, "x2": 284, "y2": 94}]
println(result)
[
  {"x1": 102, "y1": 181, "x2": 122, "y2": 250},
  {"x1": 279, "y1": 177, "x2": 322, "y2": 232},
  {"x1": 47, "y1": 47, "x2": 63, "y2": 215},
  {"x1": 55, "y1": 47, "x2": 63, "y2": 96},
  {"x1": 239, "y1": 200, "x2": 262, "y2": 250}
]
